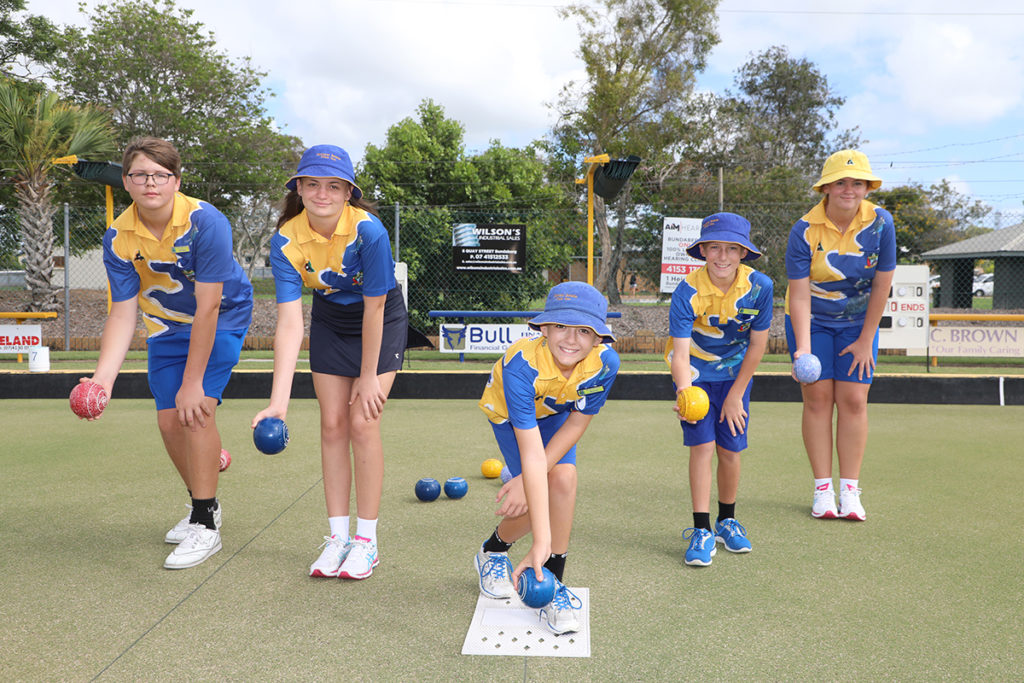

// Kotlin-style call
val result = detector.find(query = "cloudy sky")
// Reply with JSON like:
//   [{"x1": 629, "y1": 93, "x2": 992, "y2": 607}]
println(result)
[{"x1": 26, "y1": 0, "x2": 1024, "y2": 214}]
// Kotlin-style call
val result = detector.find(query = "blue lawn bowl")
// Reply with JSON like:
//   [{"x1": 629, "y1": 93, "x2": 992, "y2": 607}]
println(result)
[
  {"x1": 794, "y1": 353, "x2": 822, "y2": 384},
  {"x1": 415, "y1": 477, "x2": 441, "y2": 502},
  {"x1": 517, "y1": 567, "x2": 557, "y2": 608},
  {"x1": 500, "y1": 466, "x2": 513, "y2": 484},
  {"x1": 444, "y1": 476, "x2": 468, "y2": 499},
  {"x1": 253, "y1": 417, "x2": 289, "y2": 454}
]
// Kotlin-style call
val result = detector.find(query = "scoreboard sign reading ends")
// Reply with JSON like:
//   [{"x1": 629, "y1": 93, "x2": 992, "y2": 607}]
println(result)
[{"x1": 452, "y1": 223, "x2": 526, "y2": 273}]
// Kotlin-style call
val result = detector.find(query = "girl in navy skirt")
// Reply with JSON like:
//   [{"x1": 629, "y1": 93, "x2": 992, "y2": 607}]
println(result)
[{"x1": 252, "y1": 145, "x2": 407, "y2": 579}]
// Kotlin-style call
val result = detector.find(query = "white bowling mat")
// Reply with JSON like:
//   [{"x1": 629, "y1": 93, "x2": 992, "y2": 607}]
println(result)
[{"x1": 461, "y1": 588, "x2": 590, "y2": 658}]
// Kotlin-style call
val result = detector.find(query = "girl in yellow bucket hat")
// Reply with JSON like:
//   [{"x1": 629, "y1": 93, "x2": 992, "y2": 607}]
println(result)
[{"x1": 784, "y1": 149, "x2": 896, "y2": 522}]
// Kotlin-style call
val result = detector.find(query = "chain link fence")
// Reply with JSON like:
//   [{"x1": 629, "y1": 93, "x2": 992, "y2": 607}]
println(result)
[{"x1": 1, "y1": 202, "x2": 1022, "y2": 329}]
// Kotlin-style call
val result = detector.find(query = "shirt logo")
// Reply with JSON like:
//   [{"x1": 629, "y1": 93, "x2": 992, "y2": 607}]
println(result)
[
  {"x1": 173, "y1": 245, "x2": 190, "y2": 254},
  {"x1": 816, "y1": 243, "x2": 824, "y2": 252},
  {"x1": 133, "y1": 251, "x2": 145, "y2": 261},
  {"x1": 579, "y1": 386, "x2": 604, "y2": 395},
  {"x1": 304, "y1": 260, "x2": 315, "y2": 273}
]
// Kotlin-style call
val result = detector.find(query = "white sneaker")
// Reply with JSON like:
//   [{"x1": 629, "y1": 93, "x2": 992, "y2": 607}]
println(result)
[
  {"x1": 338, "y1": 537, "x2": 378, "y2": 580},
  {"x1": 812, "y1": 487, "x2": 838, "y2": 519},
  {"x1": 165, "y1": 503, "x2": 223, "y2": 544},
  {"x1": 475, "y1": 546, "x2": 515, "y2": 599},
  {"x1": 309, "y1": 535, "x2": 350, "y2": 578},
  {"x1": 838, "y1": 485, "x2": 866, "y2": 521},
  {"x1": 539, "y1": 581, "x2": 582, "y2": 635},
  {"x1": 164, "y1": 524, "x2": 221, "y2": 569}
]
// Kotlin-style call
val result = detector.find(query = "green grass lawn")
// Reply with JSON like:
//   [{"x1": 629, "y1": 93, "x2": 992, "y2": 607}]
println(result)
[{"x1": 2, "y1": 399, "x2": 1021, "y2": 680}]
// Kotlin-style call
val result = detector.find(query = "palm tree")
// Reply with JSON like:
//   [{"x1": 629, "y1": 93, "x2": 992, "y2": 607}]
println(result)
[{"x1": 0, "y1": 79, "x2": 115, "y2": 311}]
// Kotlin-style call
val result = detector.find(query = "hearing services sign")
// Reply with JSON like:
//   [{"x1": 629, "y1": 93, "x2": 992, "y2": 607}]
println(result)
[{"x1": 660, "y1": 217, "x2": 702, "y2": 293}]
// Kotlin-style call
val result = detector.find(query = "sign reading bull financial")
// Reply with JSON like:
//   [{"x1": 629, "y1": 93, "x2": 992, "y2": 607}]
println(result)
[
  {"x1": 452, "y1": 223, "x2": 526, "y2": 273},
  {"x1": 438, "y1": 324, "x2": 535, "y2": 353}
]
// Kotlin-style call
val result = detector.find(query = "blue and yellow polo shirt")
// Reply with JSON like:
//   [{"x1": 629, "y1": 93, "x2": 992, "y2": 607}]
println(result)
[
  {"x1": 102, "y1": 193, "x2": 253, "y2": 340},
  {"x1": 479, "y1": 335, "x2": 619, "y2": 429},
  {"x1": 667, "y1": 264, "x2": 774, "y2": 382},
  {"x1": 784, "y1": 199, "x2": 897, "y2": 327},
  {"x1": 270, "y1": 206, "x2": 396, "y2": 305}
]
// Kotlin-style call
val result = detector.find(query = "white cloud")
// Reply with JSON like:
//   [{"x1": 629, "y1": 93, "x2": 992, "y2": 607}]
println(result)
[
  {"x1": 27, "y1": 0, "x2": 581, "y2": 157},
  {"x1": 877, "y1": 22, "x2": 1024, "y2": 127}
]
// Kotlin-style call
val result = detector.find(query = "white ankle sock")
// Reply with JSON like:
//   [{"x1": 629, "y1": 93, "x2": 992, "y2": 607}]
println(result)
[
  {"x1": 839, "y1": 478, "x2": 859, "y2": 492},
  {"x1": 355, "y1": 517, "x2": 378, "y2": 544},
  {"x1": 328, "y1": 516, "x2": 350, "y2": 542},
  {"x1": 814, "y1": 478, "x2": 833, "y2": 492}
]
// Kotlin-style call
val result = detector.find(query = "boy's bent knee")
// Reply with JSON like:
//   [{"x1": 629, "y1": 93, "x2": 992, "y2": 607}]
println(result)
[{"x1": 548, "y1": 464, "x2": 577, "y2": 496}]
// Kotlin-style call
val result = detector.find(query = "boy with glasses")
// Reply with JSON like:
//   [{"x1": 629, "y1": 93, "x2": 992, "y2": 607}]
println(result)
[{"x1": 77, "y1": 137, "x2": 253, "y2": 570}]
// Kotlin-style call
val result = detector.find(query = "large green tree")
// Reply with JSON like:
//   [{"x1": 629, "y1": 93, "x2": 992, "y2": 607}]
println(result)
[
  {"x1": 722, "y1": 45, "x2": 860, "y2": 172},
  {"x1": 50, "y1": 0, "x2": 301, "y2": 214},
  {"x1": 550, "y1": 0, "x2": 720, "y2": 301},
  {"x1": 0, "y1": 80, "x2": 115, "y2": 311},
  {"x1": 652, "y1": 46, "x2": 864, "y2": 292},
  {"x1": 0, "y1": 0, "x2": 62, "y2": 81},
  {"x1": 359, "y1": 99, "x2": 576, "y2": 329},
  {"x1": 0, "y1": 1, "x2": 67, "y2": 267}
]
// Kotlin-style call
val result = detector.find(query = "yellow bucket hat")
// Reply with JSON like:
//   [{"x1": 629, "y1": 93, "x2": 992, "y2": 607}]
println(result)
[{"x1": 812, "y1": 149, "x2": 882, "y2": 193}]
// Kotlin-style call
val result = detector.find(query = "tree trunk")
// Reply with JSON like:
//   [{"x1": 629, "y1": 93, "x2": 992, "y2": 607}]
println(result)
[
  {"x1": 593, "y1": 195, "x2": 613, "y2": 295},
  {"x1": 605, "y1": 184, "x2": 634, "y2": 306},
  {"x1": 15, "y1": 176, "x2": 59, "y2": 312}
]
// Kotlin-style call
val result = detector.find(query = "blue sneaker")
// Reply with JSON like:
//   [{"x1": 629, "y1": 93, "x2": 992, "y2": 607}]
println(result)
[
  {"x1": 683, "y1": 527, "x2": 716, "y2": 566},
  {"x1": 475, "y1": 546, "x2": 515, "y2": 599},
  {"x1": 715, "y1": 518, "x2": 752, "y2": 553}
]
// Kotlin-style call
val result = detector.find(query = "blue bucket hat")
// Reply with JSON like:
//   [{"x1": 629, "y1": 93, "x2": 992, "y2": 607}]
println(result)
[
  {"x1": 286, "y1": 144, "x2": 363, "y2": 199},
  {"x1": 685, "y1": 212, "x2": 761, "y2": 262},
  {"x1": 528, "y1": 282, "x2": 615, "y2": 343}
]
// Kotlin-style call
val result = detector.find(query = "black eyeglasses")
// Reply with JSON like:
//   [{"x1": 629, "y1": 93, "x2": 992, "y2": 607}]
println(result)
[{"x1": 126, "y1": 172, "x2": 176, "y2": 186}]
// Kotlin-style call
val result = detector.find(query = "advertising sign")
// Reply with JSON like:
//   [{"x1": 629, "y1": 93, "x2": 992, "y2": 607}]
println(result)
[
  {"x1": 452, "y1": 223, "x2": 526, "y2": 273},
  {"x1": 660, "y1": 217, "x2": 702, "y2": 293},
  {"x1": 929, "y1": 326, "x2": 1024, "y2": 357},
  {"x1": 438, "y1": 324, "x2": 535, "y2": 354},
  {"x1": 0, "y1": 324, "x2": 42, "y2": 353}
]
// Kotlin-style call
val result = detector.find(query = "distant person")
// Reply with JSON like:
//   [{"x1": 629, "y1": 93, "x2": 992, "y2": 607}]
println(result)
[
  {"x1": 785, "y1": 150, "x2": 896, "y2": 521},
  {"x1": 668, "y1": 213, "x2": 772, "y2": 566},
  {"x1": 81, "y1": 136, "x2": 253, "y2": 570},
  {"x1": 629, "y1": 273, "x2": 638, "y2": 298},
  {"x1": 252, "y1": 144, "x2": 407, "y2": 580},
  {"x1": 473, "y1": 282, "x2": 619, "y2": 634}
]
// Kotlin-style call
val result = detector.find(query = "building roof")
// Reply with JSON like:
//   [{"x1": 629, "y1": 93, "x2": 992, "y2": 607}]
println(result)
[{"x1": 922, "y1": 222, "x2": 1024, "y2": 260}]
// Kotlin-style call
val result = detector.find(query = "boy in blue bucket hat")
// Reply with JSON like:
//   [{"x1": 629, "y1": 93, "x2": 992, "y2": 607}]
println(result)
[
  {"x1": 473, "y1": 281, "x2": 620, "y2": 635},
  {"x1": 666, "y1": 213, "x2": 773, "y2": 566}
]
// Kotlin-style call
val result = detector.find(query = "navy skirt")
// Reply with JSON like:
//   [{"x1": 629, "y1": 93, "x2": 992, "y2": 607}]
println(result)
[{"x1": 309, "y1": 287, "x2": 408, "y2": 377}]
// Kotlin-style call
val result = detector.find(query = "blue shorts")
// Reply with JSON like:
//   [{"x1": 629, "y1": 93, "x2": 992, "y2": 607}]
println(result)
[
  {"x1": 785, "y1": 315, "x2": 878, "y2": 385},
  {"x1": 678, "y1": 379, "x2": 751, "y2": 451},
  {"x1": 489, "y1": 412, "x2": 576, "y2": 476},
  {"x1": 147, "y1": 328, "x2": 247, "y2": 410}
]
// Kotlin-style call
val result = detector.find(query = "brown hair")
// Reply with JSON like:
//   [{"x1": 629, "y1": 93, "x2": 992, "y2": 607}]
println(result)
[
  {"x1": 122, "y1": 137, "x2": 181, "y2": 177},
  {"x1": 275, "y1": 185, "x2": 379, "y2": 229}
]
